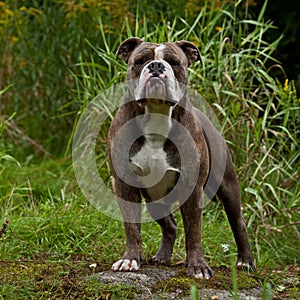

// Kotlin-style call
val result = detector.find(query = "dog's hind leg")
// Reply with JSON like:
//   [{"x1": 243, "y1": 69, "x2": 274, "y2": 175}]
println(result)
[
  {"x1": 146, "y1": 203, "x2": 177, "y2": 265},
  {"x1": 217, "y1": 149, "x2": 255, "y2": 270},
  {"x1": 180, "y1": 187, "x2": 214, "y2": 279}
]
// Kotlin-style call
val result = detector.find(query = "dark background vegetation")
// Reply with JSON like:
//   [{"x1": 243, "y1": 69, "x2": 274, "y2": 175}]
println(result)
[
  {"x1": 0, "y1": 0, "x2": 299, "y2": 158},
  {"x1": 253, "y1": 0, "x2": 300, "y2": 89}
]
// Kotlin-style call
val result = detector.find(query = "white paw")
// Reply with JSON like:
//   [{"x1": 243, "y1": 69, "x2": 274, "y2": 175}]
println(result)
[
  {"x1": 194, "y1": 270, "x2": 211, "y2": 280},
  {"x1": 187, "y1": 263, "x2": 214, "y2": 279},
  {"x1": 111, "y1": 259, "x2": 139, "y2": 272},
  {"x1": 236, "y1": 258, "x2": 256, "y2": 271}
]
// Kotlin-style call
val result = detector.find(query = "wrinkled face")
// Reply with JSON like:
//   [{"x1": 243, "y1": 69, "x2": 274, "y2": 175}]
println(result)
[{"x1": 126, "y1": 43, "x2": 190, "y2": 106}]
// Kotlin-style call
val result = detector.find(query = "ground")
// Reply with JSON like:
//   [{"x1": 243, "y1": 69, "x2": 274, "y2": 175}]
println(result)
[{"x1": 0, "y1": 260, "x2": 299, "y2": 299}]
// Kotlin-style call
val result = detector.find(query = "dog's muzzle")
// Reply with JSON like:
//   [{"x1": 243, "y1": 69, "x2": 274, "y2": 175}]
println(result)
[{"x1": 134, "y1": 60, "x2": 182, "y2": 106}]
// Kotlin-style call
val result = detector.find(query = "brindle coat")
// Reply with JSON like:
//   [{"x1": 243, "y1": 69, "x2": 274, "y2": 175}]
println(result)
[{"x1": 107, "y1": 38, "x2": 255, "y2": 278}]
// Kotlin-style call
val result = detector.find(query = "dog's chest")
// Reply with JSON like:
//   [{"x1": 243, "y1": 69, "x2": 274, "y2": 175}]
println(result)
[{"x1": 130, "y1": 112, "x2": 180, "y2": 201}]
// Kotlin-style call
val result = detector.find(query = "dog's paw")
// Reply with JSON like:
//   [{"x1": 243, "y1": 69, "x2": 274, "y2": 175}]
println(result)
[
  {"x1": 149, "y1": 255, "x2": 170, "y2": 266},
  {"x1": 111, "y1": 259, "x2": 139, "y2": 272},
  {"x1": 236, "y1": 257, "x2": 256, "y2": 271},
  {"x1": 187, "y1": 263, "x2": 214, "y2": 279}
]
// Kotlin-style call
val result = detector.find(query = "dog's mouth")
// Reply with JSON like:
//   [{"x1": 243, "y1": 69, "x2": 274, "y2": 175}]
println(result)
[
  {"x1": 136, "y1": 98, "x2": 177, "y2": 108},
  {"x1": 137, "y1": 77, "x2": 177, "y2": 108}
]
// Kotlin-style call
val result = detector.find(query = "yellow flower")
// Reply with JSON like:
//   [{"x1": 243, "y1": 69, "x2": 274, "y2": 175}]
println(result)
[
  {"x1": 283, "y1": 79, "x2": 289, "y2": 92},
  {"x1": 11, "y1": 36, "x2": 19, "y2": 43},
  {"x1": 215, "y1": 26, "x2": 223, "y2": 31},
  {"x1": 5, "y1": 8, "x2": 13, "y2": 17}
]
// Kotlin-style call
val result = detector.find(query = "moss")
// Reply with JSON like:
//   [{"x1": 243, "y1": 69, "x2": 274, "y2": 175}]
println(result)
[
  {"x1": 1, "y1": 261, "x2": 298, "y2": 299},
  {"x1": 94, "y1": 284, "x2": 137, "y2": 299},
  {"x1": 151, "y1": 266, "x2": 260, "y2": 298},
  {"x1": 160, "y1": 276, "x2": 197, "y2": 291},
  {"x1": 235, "y1": 271, "x2": 260, "y2": 289},
  {"x1": 0, "y1": 261, "x2": 139, "y2": 299}
]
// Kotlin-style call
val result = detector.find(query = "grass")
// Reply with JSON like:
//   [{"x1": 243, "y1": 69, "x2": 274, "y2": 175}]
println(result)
[
  {"x1": 0, "y1": 161, "x2": 299, "y2": 298},
  {"x1": 0, "y1": 0, "x2": 299, "y2": 299}
]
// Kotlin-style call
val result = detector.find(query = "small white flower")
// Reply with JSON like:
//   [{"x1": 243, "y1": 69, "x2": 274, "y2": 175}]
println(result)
[
  {"x1": 221, "y1": 243, "x2": 229, "y2": 252},
  {"x1": 89, "y1": 263, "x2": 97, "y2": 268}
]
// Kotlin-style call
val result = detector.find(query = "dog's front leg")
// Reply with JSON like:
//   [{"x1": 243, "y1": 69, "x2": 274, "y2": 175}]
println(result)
[
  {"x1": 180, "y1": 188, "x2": 213, "y2": 279},
  {"x1": 111, "y1": 177, "x2": 142, "y2": 272}
]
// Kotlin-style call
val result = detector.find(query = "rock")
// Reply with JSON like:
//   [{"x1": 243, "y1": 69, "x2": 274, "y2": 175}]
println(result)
[
  {"x1": 90, "y1": 267, "x2": 263, "y2": 299},
  {"x1": 92, "y1": 267, "x2": 176, "y2": 291}
]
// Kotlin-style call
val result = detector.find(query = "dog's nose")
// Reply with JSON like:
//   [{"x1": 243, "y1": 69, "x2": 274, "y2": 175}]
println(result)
[{"x1": 148, "y1": 61, "x2": 165, "y2": 77}]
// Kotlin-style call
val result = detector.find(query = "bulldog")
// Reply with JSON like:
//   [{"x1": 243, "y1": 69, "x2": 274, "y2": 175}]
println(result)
[{"x1": 107, "y1": 37, "x2": 255, "y2": 279}]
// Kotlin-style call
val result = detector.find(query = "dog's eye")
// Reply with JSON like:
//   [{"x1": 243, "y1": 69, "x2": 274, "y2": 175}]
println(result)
[
  {"x1": 134, "y1": 58, "x2": 147, "y2": 66},
  {"x1": 167, "y1": 60, "x2": 180, "y2": 67}
]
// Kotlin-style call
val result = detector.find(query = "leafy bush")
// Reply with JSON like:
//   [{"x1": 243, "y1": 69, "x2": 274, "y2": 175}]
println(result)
[{"x1": 0, "y1": 0, "x2": 257, "y2": 158}]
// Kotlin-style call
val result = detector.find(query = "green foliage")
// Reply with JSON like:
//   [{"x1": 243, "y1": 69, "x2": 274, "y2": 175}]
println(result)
[
  {"x1": 190, "y1": 284, "x2": 199, "y2": 300},
  {"x1": 0, "y1": 0, "x2": 258, "y2": 158},
  {"x1": 0, "y1": 103, "x2": 20, "y2": 173}
]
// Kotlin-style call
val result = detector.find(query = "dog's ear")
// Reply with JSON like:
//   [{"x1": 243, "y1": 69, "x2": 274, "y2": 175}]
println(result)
[
  {"x1": 116, "y1": 37, "x2": 144, "y2": 64},
  {"x1": 176, "y1": 41, "x2": 201, "y2": 66}
]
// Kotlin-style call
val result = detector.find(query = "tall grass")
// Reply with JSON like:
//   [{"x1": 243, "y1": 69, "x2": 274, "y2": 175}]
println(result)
[{"x1": 72, "y1": 1, "x2": 300, "y2": 268}]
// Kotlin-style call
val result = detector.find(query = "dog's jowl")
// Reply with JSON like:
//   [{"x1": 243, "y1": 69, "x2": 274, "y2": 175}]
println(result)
[{"x1": 107, "y1": 37, "x2": 255, "y2": 279}]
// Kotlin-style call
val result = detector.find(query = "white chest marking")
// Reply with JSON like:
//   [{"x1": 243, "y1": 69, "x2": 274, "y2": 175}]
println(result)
[{"x1": 130, "y1": 107, "x2": 180, "y2": 201}]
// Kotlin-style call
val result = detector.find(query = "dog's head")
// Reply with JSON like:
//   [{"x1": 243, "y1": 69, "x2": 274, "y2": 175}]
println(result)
[{"x1": 116, "y1": 38, "x2": 200, "y2": 108}]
